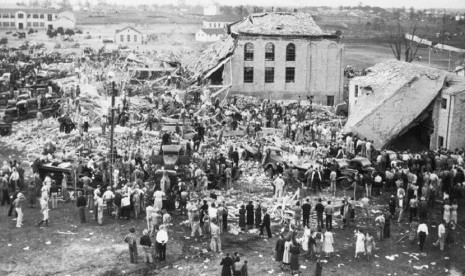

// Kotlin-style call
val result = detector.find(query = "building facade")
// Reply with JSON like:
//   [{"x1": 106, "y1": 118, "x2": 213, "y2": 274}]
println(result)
[
  {"x1": 115, "y1": 26, "x2": 144, "y2": 45},
  {"x1": 225, "y1": 13, "x2": 344, "y2": 104},
  {"x1": 0, "y1": 7, "x2": 75, "y2": 30},
  {"x1": 195, "y1": 28, "x2": 226, "y2": 42}
]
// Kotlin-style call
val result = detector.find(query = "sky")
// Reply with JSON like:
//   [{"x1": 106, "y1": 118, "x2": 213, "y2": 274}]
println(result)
[{"x1": 2, "y1": 0, "x2": 464, "y2": 10}]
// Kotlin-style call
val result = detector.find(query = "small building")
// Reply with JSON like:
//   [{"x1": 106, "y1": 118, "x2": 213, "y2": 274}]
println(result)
[
  {"x1": 0, "y1": 6, "x2": 75, "y2": 30},
  {"x1": 195, "y1": 15, "x2": 241, "y2": 42},
  {"x1": 115, "y1": 26, "x2": 144, "y2": 45},
  {"x1": 189, "y1": 12, "x2": 344, "y2": 104},
  {"x1": 0, "y1": 6, "x2": 61, "y2": 30},
  {"x1": 345, "y1": 60, "x2": 465, "y2": 151},
  {"x1": 52, "y1": 13, "x2": 76, "y2": 29},
  {"x1": 195, "y1": 28, "x2": 227, "y2": 42}
]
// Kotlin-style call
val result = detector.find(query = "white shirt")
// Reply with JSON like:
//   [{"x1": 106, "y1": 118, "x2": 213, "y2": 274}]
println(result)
[
  {"x1": 102, "y1": 190, "x2": 115, "y2": 201},
  {"x1": 156, "y1": 229, "x2": 168, "y2": 243},
  {"x1": 208, "y1": 207, "x2": 218, "y2": 219},
  {"x1": 417, "y1": 223, "x2": 428, "y2": 235},
  {"x1": 438, "y1": 223, "x2": 445, "y2": 237},
  {"x1": 154, "y1": 190, "x2": 165, "y2": 199}
]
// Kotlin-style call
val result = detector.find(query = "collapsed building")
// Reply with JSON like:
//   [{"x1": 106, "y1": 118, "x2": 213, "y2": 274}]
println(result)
[
  {"x1": 344, "y1": 59, "x2": 465, "y2": 151},
  {"x1": 186, "y1": 12, "x2": 344, "y2": 105}
]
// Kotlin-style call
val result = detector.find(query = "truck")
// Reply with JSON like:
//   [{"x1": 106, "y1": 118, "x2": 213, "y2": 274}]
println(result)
[{"x1": 3, "y1": 98, "x2": 60, "y2": 123}]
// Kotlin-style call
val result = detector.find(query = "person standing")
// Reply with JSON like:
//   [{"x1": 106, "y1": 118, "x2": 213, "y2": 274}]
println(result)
[
  {"x1": 293, "y1": 202, "x2": 302, "y2": 227},
  {"x1": 443, "y1": 200, "x2": 451, "y2": 224},
  {"x1": 450, "y1": 200, "x2": 458, "y2": 227},
  {"x1": 315, "y1": 199, "x2": 324, "y2": 231},
  {"x1": 240, "y1": 260, "x2": 248, "y2": 276},
  {"x1": 324, "y1": 201, "x2": 334, "y2": 231},
  {"x1": 220, "y1": 253, "x2": 234, "y2": 276},
  {"x1": 433, "y1": 220, "x2": 446, "y2": 251},
  {"x1": 96, "y1": 194, "x2": 104, "y2": 225},
  {"x1": 365, "y1": 232, "x2": 375, "y2": 260},
  {"x1": 361, "y1": 194, "x2": 370, "y2": 219},
  {"x1": 140, "y1": 229, "x2": 153, "y2": 264},
  {"x1": 289, "y1": 241, "x2": 301, "y2": 275},
  {"x1": 354, "y1": 229, "x2": 365, "y2": 258},
  {"x1": 417, "y1": 221, "x2": 428, "y2": 252},
  {"x1": 259, "y1": 208, "x2": 272, "y2": 238},
  {"x1": 322, "y1": 229, "x2": 334, "y2": 258},
  {"x1": 239, "y1": 204, "x2": 246, "y2": 231},
  {"x1": 37, "y1": 196, "x2": 49, "y2": 226},
  {"x1": 409, "y1": 195, "x2": 418, "y2": 223},
  {"x1": 384, "y1": 210, "x2": 391, "y2": 238},
  {"x1": 102, "y1": 187, "x2": 114, "y2": 216},
  {"x1": 124, "y1": 227, "x2": 138, "y2": 264},
  {"x1": 397, "y1": 184, "x2": 405, "y2": 222},
  {"x1": 210, "y1": 218, "x2": 222, "y2": 253},
  {"x1": 282, "y1": 238, "x2": 292, "y2": 269},
  {"x1": 245, "y1": 201, "x2": 254, "y2": 229},
  {"x1": 27, "y1": 180, "x2": 36, "y2": 208},
  {"x1": 375, "y1": 213, "x2": 385, "y2": 240},
  {"x1": 156, "y1": 225, "x2": 168, "y2": 261},
  {"x1": 254, "y1": 202, "x2": 262, "y2": 228},
  {"x1": 275, "y1": 234, "x2": 285, "y2": 264},
  {"x1": 330, "y1": 169, "x2": 337, "y2": 196},
  {"x1": 77, "y1": 193, "x2": 87, "y2": 223},
  {"x1": 13, "y1": 191, "x2": 25, "y2": 228},
  {"x1": 191, "y1": 206, "x2": 203, "y2": 237},
  {"x1": 302, "y1": 198, "x2": 311, "y2": 228}
]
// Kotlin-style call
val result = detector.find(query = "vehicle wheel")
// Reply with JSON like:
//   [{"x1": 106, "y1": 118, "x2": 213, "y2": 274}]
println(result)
[{"x1": 340, "y1": 178, "x2": 351, "y2": 190}]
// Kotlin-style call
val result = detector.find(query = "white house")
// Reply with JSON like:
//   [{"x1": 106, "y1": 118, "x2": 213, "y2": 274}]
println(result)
[
  {"x1": 115, "y1": 26, "x2": 144, "y2": 45},
  {"x1": 195, "y1": 15, "x2": 240, "y2": 42},
  {"x1": 195, "y1": 28, "x2": 226, "y2": 42},
  {"x1": 52, "y1": 16, "x2": 75, "y2": 29}
]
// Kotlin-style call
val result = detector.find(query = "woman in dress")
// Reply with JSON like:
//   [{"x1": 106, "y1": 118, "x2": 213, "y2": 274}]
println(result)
[
  {"x1": 443, "y1": 200, "x2": 451, "y2": 224},
  {"x1": 322, "y1": 229, "x2": 334, "y2": 258},
  {"x1": 450, "y1": 200, "x2": 458, "y2": 229},
  {"x1": 238, "y1": 205, "x2": 246, "y2": 231},
  {"x1": 355, "y1": 229, "x2": 365, "y2": 258},
  {"x1": 314, "y1": 231, "x2": 322, "y2": 258},
  {"x1": 365, "y1": 232, "x2": 375, "y2": 260},
  {"x1": 289, "y1": 241, "x2": 301, "y2": 275},
  {"x1": 282, "y1": 238, "x2": 292, "y2": 269},
  {"x1": 301, "y1": 225, "x2": 311, "y2": 252}
]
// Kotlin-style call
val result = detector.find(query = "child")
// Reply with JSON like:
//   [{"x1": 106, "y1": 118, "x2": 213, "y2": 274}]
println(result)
[{"x1": 13, "y1": 191, "x2": 26, "y2": 228}]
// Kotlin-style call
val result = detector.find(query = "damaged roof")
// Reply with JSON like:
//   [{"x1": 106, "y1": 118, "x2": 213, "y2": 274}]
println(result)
[
  {"x1": 185, "y1": 36, "x2": 236, "y2": 81},
  {"x1": 344, "y1": 60, "x2": 450, "y2": 149},
  {"x1": 199, "y1": 28, "x2": 227, "y2": 36},
  {"x1": 230, "y1": 12, "x2": 331, "y2": 37}
]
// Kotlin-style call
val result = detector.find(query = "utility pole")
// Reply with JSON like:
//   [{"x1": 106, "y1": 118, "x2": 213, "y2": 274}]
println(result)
[{"x1": 109, "y1": 81, "x2": 116, "y2": 190}]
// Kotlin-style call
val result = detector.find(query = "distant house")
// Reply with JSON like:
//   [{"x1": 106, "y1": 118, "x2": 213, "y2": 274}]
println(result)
[
  {"x1": 52, "y1": 11, "x2": 76, "y2": 29},
  {"x1": 195, "y1": 28, "x2": 227, "y2": 42},
  {"x1": 346, "y1": 60, "x2": 465, "y2": 151},
  {"x1": 195, "y1": 15, "x2": 241, "y2": 42},
  {"x1": 115, "y1": 26, "x2": 144, "y2": 45}
]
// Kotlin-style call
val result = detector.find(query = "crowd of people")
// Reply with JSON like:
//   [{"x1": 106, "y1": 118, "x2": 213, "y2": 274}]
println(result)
[{"x1": 1, "y1": 48, "x2": 465, "y2": 275}]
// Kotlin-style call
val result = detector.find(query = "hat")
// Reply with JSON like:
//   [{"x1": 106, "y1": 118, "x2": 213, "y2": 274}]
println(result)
[{"x1": 129, "y1": 227, "x2": 135, "y2": 233}]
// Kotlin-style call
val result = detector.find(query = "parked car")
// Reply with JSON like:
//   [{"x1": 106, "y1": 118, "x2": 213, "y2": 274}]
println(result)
[{"x1": 348, "y1": 157, "x2": 375, "y2": 174}]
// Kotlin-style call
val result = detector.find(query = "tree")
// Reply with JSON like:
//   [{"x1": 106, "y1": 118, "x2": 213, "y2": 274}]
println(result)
[
  {"x1": 65, "y1": 29, "x2": 75, "y2": 36},
  {"x1": 409, "y1": 7, "x2": 415, "y2": 21},
  {"x1": 31, "y1": 0, "x2": 40, "y2": 7},
  {"x1": 46, "y1": 28, "x2": 56, "y2": 38},
  {"x1": 220, "y1": 5, "x2": 233, "y2": 16},
  {"x1": 386, "y1": 21, "x2": 423, "y2": 62}
]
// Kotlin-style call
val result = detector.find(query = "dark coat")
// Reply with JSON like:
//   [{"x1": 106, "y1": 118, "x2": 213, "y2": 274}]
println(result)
[
  {"x1": 275, "y1": 238, "x2": 285, "y2": 261},
  {"x1": 246, "y1": 203, "x2": 254, "y2": 226},
  {"x1": 220, "y1": 256, "x2": 234, "y2": 276},
  {"x1": 239, "y1": 208, "x2": 246, "y2": 228},
  {"x1": 255, "y1": 206, "x2": 262, "y2": 227},
  {"x1": 289, "y1": 244, "x2": 301, "y2": 271}
]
